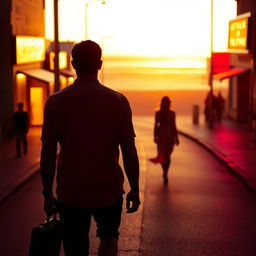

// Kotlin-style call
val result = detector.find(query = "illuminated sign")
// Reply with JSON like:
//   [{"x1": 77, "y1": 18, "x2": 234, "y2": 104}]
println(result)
[
  {"x1": 16, "y1": 36, "x2": 45, "y2": 64},
  {"x1": 228, "y1": 13, "x2": 250, "y2": 53}
]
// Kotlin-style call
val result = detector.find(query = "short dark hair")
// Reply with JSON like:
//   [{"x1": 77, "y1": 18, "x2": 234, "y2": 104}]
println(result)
[
  {"x1": 71, "y1": 40, "x2": 102, "y2": 74},
  {"x1": 18, "y1": 102, "x2": 24, "y2": 108}
]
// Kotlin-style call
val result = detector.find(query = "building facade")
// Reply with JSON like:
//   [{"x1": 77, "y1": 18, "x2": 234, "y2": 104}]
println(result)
[
  {"x1": 0, "y1": 0, "x2": 46, "y2": 141},
  {"x1": 226, "y1": 0, "x2": 256, "y2": 128},
  {"x1": 0, "y1": 0, "x2": 73, "y2": 142},
  {"x1": 212, "y1": 0, "x2": 256, "y2": 133},
  {"x1": 234, "y1": 0, "x2": 256, "y2": 130}
]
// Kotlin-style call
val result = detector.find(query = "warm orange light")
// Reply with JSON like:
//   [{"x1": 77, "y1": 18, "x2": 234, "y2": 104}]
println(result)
[
  {"x1": 68, "y1": 77, "x2": 75, "y2": 85},
  {"x1": 30, "y1": 87, "x2": 44, "y2": 125},
  {"x1": 17, "y1": 73, "x2": 26, "y2": 79},
  {"x1": 16, "y1": 36, "x2": 45, "y2": 64},
  {"x1": 59, "y1": 77, "x2": 68, "y2": 90},
  {"x1": 45, "y1": 0, "x2": 236, "y2": 91},
  {"x1": 16, "y1": 73, "x2": 27, "y2": 109},
  {"x1": 228, "y1": 13, "x2": 250, "y2": 53},
  {"x1": 49, "y1": 51, "x2": 68, "y2": 70},
  {"x1": 45, "y1": 0, "x2": 237, "y2": 57}
]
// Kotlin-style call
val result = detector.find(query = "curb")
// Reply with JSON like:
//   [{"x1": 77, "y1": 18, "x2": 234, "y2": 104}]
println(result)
[
  {"x1": 0, "y1": 164, "x2": 40, "y2": 206},
  {"x1": 178, "y1": 130, "x2": 256, "y2": 195}
]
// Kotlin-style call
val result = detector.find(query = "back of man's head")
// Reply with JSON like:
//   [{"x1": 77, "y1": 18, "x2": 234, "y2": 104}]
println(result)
[
  {"x1": 71, "y1": 40, "x2": 102, "y2": 75},
  {"x1": 18, "y1": 102, "x2": 24, "y2": 110}
]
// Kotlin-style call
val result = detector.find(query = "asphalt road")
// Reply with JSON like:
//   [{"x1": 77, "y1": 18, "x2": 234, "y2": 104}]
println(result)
[
  {"x1": 0, "y1": 120, "x2": 256, "y2": 256},
  {"x1": 135, "y1": 120, "x2": 256, "y2": 256}
]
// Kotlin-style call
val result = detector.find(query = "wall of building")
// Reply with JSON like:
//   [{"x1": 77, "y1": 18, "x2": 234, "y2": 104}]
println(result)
[
  {"x1": 231, "y1": 0, "x2": 256, "y2": 128},
  {"x1": 0, "y1": 0, "x2": 45, "y2": 142},
  {"x1": 0, "y1": 1, "x2": 14, "y2": 142},
  {"x1": 11, "y1": 0, "x2": 45, "y2": 36}
]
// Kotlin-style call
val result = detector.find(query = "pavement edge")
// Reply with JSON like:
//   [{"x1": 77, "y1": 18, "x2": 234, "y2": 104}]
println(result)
[{"x1": 178, "y1": 130, "x2": 256, "y2": 195}]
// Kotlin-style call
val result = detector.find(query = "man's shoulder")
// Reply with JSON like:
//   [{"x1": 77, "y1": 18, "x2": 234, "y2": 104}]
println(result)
[
  {"x1": 100, "y1": 84, "x2": 129, "y2": 103},
  {"x1": 46, "y1": 85, "x2": 73, "y2": 104}
]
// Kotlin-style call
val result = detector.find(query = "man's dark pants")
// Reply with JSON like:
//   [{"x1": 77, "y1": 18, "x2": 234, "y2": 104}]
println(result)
[
  {"x1": 59, "y1": 196, "x2": 123, "y2": 256},
  {"x1": 15, "y1": 131, "x2": 27, "y2": 156}
]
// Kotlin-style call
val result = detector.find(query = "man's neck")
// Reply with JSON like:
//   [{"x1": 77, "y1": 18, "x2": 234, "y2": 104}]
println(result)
[
  {"x1": 75, "y1": 72, "x2": 100, "y2": 86},
  {"x1": 77, "y1": 72, "x2": 98, "y2": 80}
]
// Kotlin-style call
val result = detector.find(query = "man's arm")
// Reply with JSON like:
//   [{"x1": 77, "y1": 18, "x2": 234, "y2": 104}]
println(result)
[
  {"x1": 25, "y1": 112, "x2": 29, "y2": 133},
  {"x1": 153, "y1": 111, "x2": 159, "y2": 144},
  {"x1": 120, "y1": 97, "x2": 140, "y2": 213},
  {"x1": 40, "y1": 97, "x2": 58, "y2": 215},
  {"x1": 173, "y1": 112, "x2": 180, "y2": 145},
  {"x1": 120, "y1": 136, "x2": 140, "y2": 213}
]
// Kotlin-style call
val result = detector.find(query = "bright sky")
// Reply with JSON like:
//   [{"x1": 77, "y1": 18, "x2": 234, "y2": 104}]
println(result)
[{"x1": 45, "y1": 0, "x2": 237, "y2": 57}]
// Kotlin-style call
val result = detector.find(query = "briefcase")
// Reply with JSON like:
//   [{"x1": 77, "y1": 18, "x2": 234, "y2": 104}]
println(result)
[{"x1": 29, "y1": 215, "x2": 62, "y2": 256}]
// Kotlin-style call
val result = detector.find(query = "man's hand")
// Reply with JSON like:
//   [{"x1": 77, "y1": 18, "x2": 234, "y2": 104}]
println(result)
[
  {"x1": 154, "y1": 137, "x2": 158, "y2": 144},
  {"x1": 43, "y1": 196, "x2": 58, "y2": 216},
  {"x1": 126, "y1": 191, "x2": 140, "y2": 213}
]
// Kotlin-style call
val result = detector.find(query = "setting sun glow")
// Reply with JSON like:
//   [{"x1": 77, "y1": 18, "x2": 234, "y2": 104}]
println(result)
[
  {"x1": 45, "y1": 0, "x2": 237, "y2": 57},
  {"x1": 45, "y1": 0, "x2": 237, "y2": 90}
]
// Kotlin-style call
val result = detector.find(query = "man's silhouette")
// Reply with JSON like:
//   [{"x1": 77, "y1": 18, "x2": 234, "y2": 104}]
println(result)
[
  {"x1": 215, "y1": 92, "x2": 225, "y2": 123},
  {"x1": 12, "y1": 102, "x2": 29, "y2": 158},
  {"x1": 40, "y1": 40, "x2": 140, "y2": 256}
]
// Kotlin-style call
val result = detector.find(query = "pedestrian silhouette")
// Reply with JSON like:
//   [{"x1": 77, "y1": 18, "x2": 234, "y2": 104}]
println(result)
[
  {"x1": 215, "y1": 92, "x2": 225, "y2": 123},
  {"x1": 12, "y1": 102, "x2": 29, "y2": 158},
  {"x1": 204, "y1": 92, "x2": 211, "y2": 122},
  {"x1": 204, "y1": 92, "x2": 218, "y2": 123},
  {"x1": 40, "y1": 40, "x2": 140, "y2": 256},
  {"x1": 150, "y1": 96, "x2": 179, "y2": 185}
]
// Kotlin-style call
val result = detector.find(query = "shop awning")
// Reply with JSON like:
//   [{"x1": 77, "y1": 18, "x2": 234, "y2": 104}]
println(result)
[
  {"x1": 60, "y1": 69, "x2": 76, "y2": 77},
  {"x1": 18, "y1": 68, "x2": 65, "y2": 83},
  {"x1": 213, "y1": 68, "x2": 249, "y2": 81}
]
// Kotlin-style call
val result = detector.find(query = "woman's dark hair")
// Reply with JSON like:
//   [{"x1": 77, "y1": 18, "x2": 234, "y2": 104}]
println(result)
[
  {"x1": 71, "y1": 40, "x2": 102, "y2": 74},
  {"x1": 159, "y1": 96, "x2": 171, "y2": 123},
  {"x1": 160, "y1": 96, "x2": 171, "y2": 111}
]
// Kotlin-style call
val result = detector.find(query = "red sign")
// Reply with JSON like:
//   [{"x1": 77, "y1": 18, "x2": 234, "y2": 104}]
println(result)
[{"x1": 212, "y1": 52, "x2": 230, "y2": 75}]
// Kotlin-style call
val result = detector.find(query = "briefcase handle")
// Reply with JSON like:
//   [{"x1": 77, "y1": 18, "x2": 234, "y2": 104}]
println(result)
[
  {"x1": 47, "y1": 213, "x2": 58, "y2": 221},
  {"x1": 45, "y1": 213, "x2": 60, "y2": 229}
]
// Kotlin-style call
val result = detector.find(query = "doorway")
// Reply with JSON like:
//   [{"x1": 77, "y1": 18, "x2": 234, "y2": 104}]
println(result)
[{"x1": 30, "y1": 87, "x2": 44, "y2": 126}]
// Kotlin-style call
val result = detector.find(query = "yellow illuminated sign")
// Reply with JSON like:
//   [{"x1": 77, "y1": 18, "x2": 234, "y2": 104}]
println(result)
[
  {"x1": 228, "y1": 14, "x2": 250, "y2": 53},
  {"x1": 16, "y1": 36, "x2": 45, "y2": 64}
]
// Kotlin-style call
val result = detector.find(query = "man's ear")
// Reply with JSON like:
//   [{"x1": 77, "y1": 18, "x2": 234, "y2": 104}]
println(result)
[{"x1": 97, "y1": 60, "x2": 102, "y2": 70}]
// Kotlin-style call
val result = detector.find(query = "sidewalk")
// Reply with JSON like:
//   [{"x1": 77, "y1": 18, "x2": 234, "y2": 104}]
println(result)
[
  {"x1": 0, "y1": 128, "x2": 42, "y2": 205},
  {"x1": 177, "y1": 115, "x2": 256, "y2": 193}
]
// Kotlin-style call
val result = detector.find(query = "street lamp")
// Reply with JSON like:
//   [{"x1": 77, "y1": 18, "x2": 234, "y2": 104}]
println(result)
[
  {"x1": 53, "y1": 0, "x2": 60, "y2": 92},
  {"x1": 85, "y1": 0, "x2": 106, "y2": 40}
]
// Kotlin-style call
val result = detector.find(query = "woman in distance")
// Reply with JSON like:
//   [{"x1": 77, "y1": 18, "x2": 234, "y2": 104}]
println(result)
[{"x1": 150, "y1": 96, "x2": 180, "y2": 185}]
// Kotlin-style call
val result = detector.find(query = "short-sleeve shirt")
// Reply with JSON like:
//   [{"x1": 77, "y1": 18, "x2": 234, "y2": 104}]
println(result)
[{"x1": 41, "y1": 77, "x2": 136, "y2": 208}]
